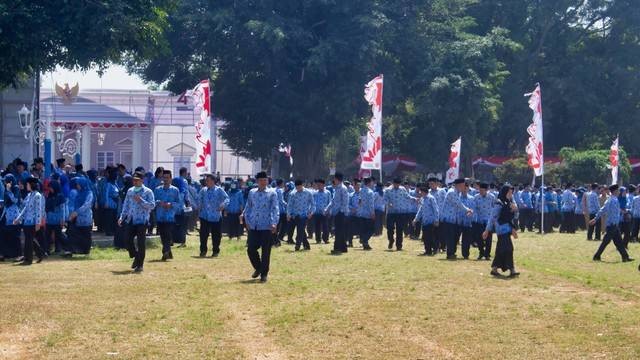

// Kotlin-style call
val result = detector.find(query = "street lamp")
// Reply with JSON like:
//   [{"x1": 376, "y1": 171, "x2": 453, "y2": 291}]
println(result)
[
  {"x1": 97, "y1": 132, "x2": 106, "y2": 146},
  {"x1": 17, "y1": 104, "x2": 33, "y2": 140},
  {"x1": 55, "y1": 126, "x2": 64, "y2": 143}
]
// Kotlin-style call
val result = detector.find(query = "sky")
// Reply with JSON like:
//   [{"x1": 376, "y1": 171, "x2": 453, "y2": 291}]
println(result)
[{"x1": 41, "y1": 64, "x2": 149, "y2": 91}]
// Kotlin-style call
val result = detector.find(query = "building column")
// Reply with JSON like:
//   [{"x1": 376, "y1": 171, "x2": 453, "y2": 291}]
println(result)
[
  {"x1": 82, "y1": 125, "x2": 91, "y2": 169},
  {"x1": 132, "y1": 127, "x2": 142, "y2": 169}
]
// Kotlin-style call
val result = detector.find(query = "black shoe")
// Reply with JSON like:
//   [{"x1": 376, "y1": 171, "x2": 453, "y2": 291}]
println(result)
[
  {"x1": 330, "y1": 250, "x2": 342, "y2": 255},
  {"x1": 316, "y1": 241, "x2": 321, "y2": 244},
  {"x1": 167, "y1": 252, "x2": 173, "y2": 260},
  {"x1": 18, "y1": 261, "x2": 32, "y2": 266},
  {"x1": 134, "y1": 266, "x2": 143, "y2": 273},
  {"x1": 622, "y1": 257, "x2": 635, "y2": 263},
  {"x1": 490, "y1": 270, "x2": 500, "y2": 277},
  {"x1": 211, "y1": 252, "x2": 219, "y2": 258},
  {"x1": 251, "y1": 270, "x2": 260, "y2": 279},
  {"x1": 199, "y1": 252, "x2": 206, "y2": 258},
  {"x1": 463, "y1": 256, "x2": 469, "y2": 260},
  {"x1": 508, "y1": 271, "x2": 520, "y2": 278},
  {"x1": 36, "y1": 256, "x2": 44, "y2": 263},
  {"x1": 294, "y1": 246, "x2": 300, "y2": 251},
  {"x1": 387, "y1": 242, "x2": 393, "y2": 250},
  {"x1": 323, "y1": 241, "x2": 329, "y2": 244},
  {"x1": 396, "y1": 247, "x2": 403, "y2": 251},
  {"x1": 131, "y1": 259, "x2": 139, "y2": 269},
  {"x1": 303, "y1": 247, "x2": 311, "y2": 251},
  {"x1": 259, "y1": 275, "x2": 268, "y2": 283},
  {"x1": 593, "y1": 256, "x2": 601, "y2": 262},
  {"x1": 161, "y1": 253, "x2": 167, "y2": 261},
  {"x1": 446, "y1": 255, "x2": 457, "y2": 260},
  {"x1": 485, "y1": 256, "x2": 491, "y2": 261},
  {"x1": 363, "y1": 246, "x2": 372, "y2": 251}
]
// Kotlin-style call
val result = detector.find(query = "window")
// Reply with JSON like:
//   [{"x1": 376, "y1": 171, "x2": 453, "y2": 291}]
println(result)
[
  {"x1": 173, "y1": 156, "x2": 191, "y2": 176},
  {"x1": 96, "y1": 151, "x2": 115, "y2": 170}
]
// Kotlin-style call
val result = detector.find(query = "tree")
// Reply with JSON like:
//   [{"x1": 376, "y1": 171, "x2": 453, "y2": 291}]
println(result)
[
  {"x1": 0, "y1": 0, "x2": 174, "y2": 88},
  {"x1": 559, "y1": 147, "x2": 631, "y2": 185}
]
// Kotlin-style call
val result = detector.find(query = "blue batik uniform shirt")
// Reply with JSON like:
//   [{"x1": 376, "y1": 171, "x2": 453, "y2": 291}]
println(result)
[
  {"x1": 198, "y1": 186, "x2": 230, "y2": 222},
  {"x1": 326, "y1": 183, "x2": 349, "y2": 216},
  {"x1": 383, "y1": 187, "x2": 415, "y2": 214},
  {"x1": 473, "y1": 192, "x2": 496, "y2": 225},
  {"x1": 154, "y1": 185, "x2": 181, "y2": 223},
  {"x1": 414, "y1": 194, "x2": 439, "y2": 225},
  {"x1": 441, "y1": 188, "x2": 471, "y2": 224},
  {"x1": 119, "y1": 186, "x2": 156, "y2": 225},
  {"x1": 313, "y1": 189, "x2": 331, "y2": 215},
  {"x1": 287, "y1": 188, "x2": 315, "y2": 217},
  {"x1": 243, "y1": 187, "x2": 279, "y2": 231},
  {"x1": 594, "y1": 195, "x2": 621, "y2": 228},
  {"x1": 355, "y1": 187, "x2": 375, "y2": 219}
]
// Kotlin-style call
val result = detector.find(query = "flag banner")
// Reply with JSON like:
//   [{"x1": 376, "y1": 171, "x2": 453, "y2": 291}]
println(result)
[
  {"x1": 525, "y1": 84, "x2": 544, "y2": 176},
  {"x1": 361, "y1": 75, "x2": 383, "y2": 170},
  {"x1": 610, "y1": 136, "x2": 619, "y2": 185},
  {"x1": 186, "y1": 80, "x2": 212, "y2": 174},
  {"x1": 445, "y1": 137, "x2": 461, "y2": 184}
]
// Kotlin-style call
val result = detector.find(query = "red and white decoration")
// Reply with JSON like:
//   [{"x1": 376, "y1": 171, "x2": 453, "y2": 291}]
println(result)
[
  {"x1": 186, "y1": 80, "x2": 212, "y2": 175},
  {"x1": 525, "y1": 84, "x2": 544, "y2": 177},
  {"x1": 610, "y1": 136, "x2": 619, "y2": 185},
  {"x1": 278, "y1": 143, "x2": 293, "y2": 166},
  {"x1": 445, "y1": 137, "x2": 461, "y2": 184},
  {"x1": 361, "y1": 75, "x2": 383, "y2": 170},
  {"x1": 358, "y1": 136, "x2": 372, "y2": 178}
]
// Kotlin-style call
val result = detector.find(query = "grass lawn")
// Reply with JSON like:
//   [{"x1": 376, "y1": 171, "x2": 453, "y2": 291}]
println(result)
[{"x1": 1, "y1": 231, "x2": 639, "y2": 359}]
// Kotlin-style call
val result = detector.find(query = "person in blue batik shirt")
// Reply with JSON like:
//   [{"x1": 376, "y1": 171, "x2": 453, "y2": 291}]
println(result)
[
  {"x1": 45, "y1": 180, "x2": 67, "y2": 255},
  {"x1": 225, "y1": 180, "x2": 245, "y2": 241},
  {"x1": 286, "y1": 179, "x2": 315, "y2": 251},
  {"x1": 473, "y1": 183, "x2": 496, "y2": 261},
  {"x1": 590, "y1": 184, "x2": 634, "y2": 263},
  {"x1": 146, "y1": 167, "x2": 164, "y2": 236},
  {"x1": 325, "y1": 172, "x2": 350, "y2": 255},
  {"x1": 484, "y1": 185, "x2": 520, "y2": 278},
  {"x1": 355, "y1": 178, "x2": 375, "y2": 251},
  {"x1": 197, "y1": 174, "x2": 229, "y2": 258},
  {"x1": 413, "y1": 185, "x2": 440, "y2": 256},
  {"x1": 118, "y1": 171, "x2": 156, "y2": 272},
  {"x1": 14, "y1": 177, "x2": 45, "y2": 265},
  {"x1": 586, "y1": 183, "x2": 602, "y2": 240},
  {"x1": 312, "y1": 179, "x2": 331, "y2": 244},
  {"x1": 1, "y1": 174, "x2": 22, "y2": 260},
  {"x1": 66, "y1": 177, "x2": 94, "y2": 256},
  {"x1": 241, "y1": 171, "x2": 279, "y2": 283},
  {"x1": 441, "y1": 178, "x2": 474, "y2": 260},
  {"x1": 383, "y1": 178, "x2": 416, "y2": 251},
  {"x1": 154, "y1": 170, "x2": 181, "y2": 261},
  {"x1": 103, "y1": 169, "x2": 120, "y2": 237},
  {"x1": 274, "y1": 179, "x2": 289, "y2": 244}
]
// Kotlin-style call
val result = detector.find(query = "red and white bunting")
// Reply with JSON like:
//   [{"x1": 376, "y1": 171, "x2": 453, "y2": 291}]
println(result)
[
  {"x1": 445, "y1": 137, "x2": 461, "y2": 184},
  {"x1": 361, "y1": 75, "x2": 383, "y2": 170},
  {"x1": 525, "y1": 84, "x2": 544, "y2": 177},
  {"x1": 610, "y1": 136, "x2": 619, "y2": 185},
  {"x1": 186, "y1": 80, "x2": 212, "y2": 174}
]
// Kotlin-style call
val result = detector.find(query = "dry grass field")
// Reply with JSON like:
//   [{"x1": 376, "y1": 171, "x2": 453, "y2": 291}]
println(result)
[{"x1": 1, "y1": 231, "x2": 639, "y2": 359}]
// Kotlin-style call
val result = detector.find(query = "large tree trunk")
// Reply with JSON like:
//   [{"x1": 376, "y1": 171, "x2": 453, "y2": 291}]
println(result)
[{"x1": 293, "y1": 141, "x2": 325, "y2": 180}]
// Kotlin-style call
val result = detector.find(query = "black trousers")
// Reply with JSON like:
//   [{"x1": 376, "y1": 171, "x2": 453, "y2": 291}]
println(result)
[
  {"x1": 632, "y1": 218, "x2": 640, "y2": 239},
  {"x1": 374, "y1": 210, "x2": 384, "y2": 236},
  {"x1": 226, "y1": 212, "x2": 242, "y2": 238},
  {"x1": 386, "y1": 213, "x2": 404, "y2": 249},
  {"x1": 45, "y1": 224, "x2": 66, "y2": 253},
  {"x1": 441, "y1": 221, "x2": 458, "y2": 258},
  {"x1": 247, "y1": 229, "x2": 272, "y2": 276},
  {"x1": 594, "y1": 225, "x2": 630, "y2": 260},
  {"x1": 313, "y1": 214, "x2": 329, "y2": 243},
  {"x1": 277, "y1": 214, "x2": 288, "y2": 241},
  {"x1": 358, "y1": 217, "x2": 374, "y2": 247},
  {"x1": 126, "y1": 224, "x2": 148, "y2": 267},
  {"x1": 587, "y1": 214, "x2": 602, "y2": 240},
  {"x1": 621, "y1": 218, "x2": 632, "y2": 248},
  {"x1": 560, "y1": 211, "x2": 575, "y2": 233},
  {"x1": 103, "y1": 208, "x2": 117, "y2": 236},
  {"x1": 22, "y1": 225, "x2": 45, "y2": 263},
  {"x1": 460, "y1": 226, "x2": 474, "y2": 259},
  {"x1": 333, "y1": 213, "x2": 348, "y2": 252},
  {"x1": 0, "y1": 224, "x2": 22, "y2": 258},
  {"x1": 157, "y1": 222, "x2": 174, "y2": 255},
  {"x1": 292, "y1": 216, "x2": 310, "y2": 249},
  {"x1": 473, "y1": 222, "x2": 492, "y2": 259},
  {"x1": 421, "y1": 224, "x2": 436, "y2": 254},
  {"x1": 172, "y1": 214, "x2": 187, "y2": 244},
  {"x1": 199, "y1": 219, "x2": 222, "y2": 255}
]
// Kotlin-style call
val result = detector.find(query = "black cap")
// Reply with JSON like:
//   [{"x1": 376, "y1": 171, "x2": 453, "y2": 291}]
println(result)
[
  {"x1": 479, "y1": 182, "x2": 489, "y2": 189},
  {"x1": 294, "y1": 179, "x2": 303, "y2": 186},
  {"x1": 33, "y1": 157, "x2": 44, "y2": 165},
  {"x1": 56, "y1": 158, "x2": 66, "y2": 166},
  {"x1": 609, "y1": 184, "x2": 619, "y2": 192},
  {"x1": 132, "y1": 171, "x2": 144, "y2": 180},
  {"x1": 256, "y1": 171, "x2": 268, "y2": 179},
  {"x1": 453, "y1": 178, "x2": 465, "y2": 185},
  {"x1": 393, "y1": 178, "x2": 402, "y2": 184}
]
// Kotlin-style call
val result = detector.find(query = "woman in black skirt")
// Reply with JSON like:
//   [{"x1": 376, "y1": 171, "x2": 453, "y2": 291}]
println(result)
[{"x1": 483, "y1": 184, "x2": 520, "y2": 278}]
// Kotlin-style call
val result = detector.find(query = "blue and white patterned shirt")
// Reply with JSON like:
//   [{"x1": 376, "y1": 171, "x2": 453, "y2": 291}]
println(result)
[
  {"x1": 587, "y1": 191, "x2": 600, "y2": 215},
  {"x1": 441, "y1": 188, "x2": 471, "y2": 224},
  {"x1": 473, "y1": 192, "x2": 496, "y2": 225},
  {"x1": 198, "y1": 186, "x2": 229, "y2": 222},
  {"x1": 226, "y1": 190, "x2": 245, "y2": 214},
  {"x1": 519, "y1": 190, "x2": 533, "y2": 209},
  {"x1": 74, "y1": 192, "x2": 94, "y2": 227},
  {"x1": 276, "y1": 187, "x2": 287, "y2": 214},
  {"x1": 119, "y1": 186, "x2": 156, "y2": 225},
  {"x1": 313, "y1": 189, "x2": 332, "y2": 215},
  {"x1": 243, "y1": 187, "x2": 279, "y2": 231},
  {"x1": 154, "y1": 185, "x2": 181, "y2": 223},
  {"x1": 15, "y1": 191, "x2": 44, "y2": 226},
  {"x1": 561, "y1": 190, "x2": 577, "y2": 212},
  {"x1": 326, "y1": 183, "x2": 349, "y2": 215},
  {"x1": 354, "y1": 187, "x2": 375, "y2": 219},
  {"x1": 594, "y1": 195, "x2": 621, "y2": 228},
  {"x1": 104, "y1": 182, "x2": 119, "y2": 209},
  {"x1": 383, "y1": 187, "x2": 415, "y2": 214},
  {"x1": 374, "y1": 192, "x2": 385, "y2": 211},
  {"x1": 414, "y1": 194, "x2": 439, "y2": 225},
  {"x1": 458, "y1": 193, "x2": 474, "y2": 227},
  {"x1": 3, "y1": 191, "x2": 21, "y2": 226},
  {"x1": 632, "y1": 195, "x2": 640, "y2": 218},
  {"x1": 287, "y1": 188, "x2": 315, "y2": 217}
]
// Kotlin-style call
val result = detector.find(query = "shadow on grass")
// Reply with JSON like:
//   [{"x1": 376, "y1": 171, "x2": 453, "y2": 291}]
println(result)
[
  {"x1": 110, "y1": 270, "x2": 139, "y2": 276},
  {"x1": 238, "y1": 279, "x2": 263, "y2": 285}
]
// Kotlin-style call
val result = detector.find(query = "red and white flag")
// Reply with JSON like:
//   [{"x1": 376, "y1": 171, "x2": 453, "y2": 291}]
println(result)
[
  {"x1": 358, "y1": 136, "x2": 372, "y2": 178},
  {"x1": 186, "y1": 80, "x2": 212, "y2": 175},
  {"x1": 361, "y1": 75, "x2": 383, "y2": 170},
  {"x1": 610, "y1": 135, "x2": 619, "y2": 185},
  {"x1": 525, "y1": 84, "x2": 544, "y2": 177},
  {"x1": 445, "y1": 137, "x2": 461, "y2": 184}
]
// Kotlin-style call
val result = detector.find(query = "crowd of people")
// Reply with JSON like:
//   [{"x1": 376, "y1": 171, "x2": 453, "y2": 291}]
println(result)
[{"x1": 0, "y1": 156, "x2": 638, "y2": 282}]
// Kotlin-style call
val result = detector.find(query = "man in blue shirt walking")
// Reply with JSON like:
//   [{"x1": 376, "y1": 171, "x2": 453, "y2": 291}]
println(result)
[
  {"x1": 590, "y1": 184, "x2": 633, "y2": 262},
  {"x1": 197, "y1": 174, "x2": 229, "y2": 258}
]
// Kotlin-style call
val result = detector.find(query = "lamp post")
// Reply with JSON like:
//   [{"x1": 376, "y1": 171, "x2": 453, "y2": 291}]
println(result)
[
  {"x1": 75, "y1": 129, "x2": 82, "y2": 165},
  {"x1": 43, "y1": 104, "x2": 53, "y2": 178},
  {"x1": 55, "y1": 126, "x2": 81, "y2": 163},
  {"x1": 17, "y1": 104, "x2": 35, "y2": 162}
]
